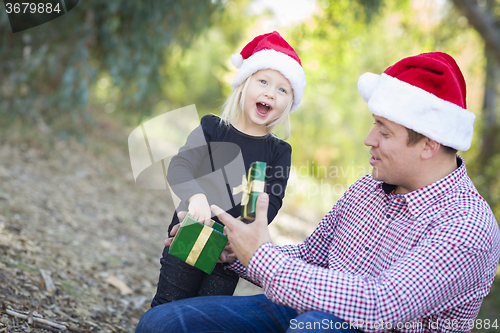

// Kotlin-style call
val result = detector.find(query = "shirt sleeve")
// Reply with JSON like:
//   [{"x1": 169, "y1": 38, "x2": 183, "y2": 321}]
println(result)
[
  {"x1": 266, "y1": 140, "x2": 291, "y2": 224},
  {"x1": 275, "y1": 184, "x2": 350, "y2": 266},
  {"x1": 245, "y1": 211, "x2": 497, "y2": 332},
  {"x1": 166, "y1": 115, "x2": 215, "y2": 202}
]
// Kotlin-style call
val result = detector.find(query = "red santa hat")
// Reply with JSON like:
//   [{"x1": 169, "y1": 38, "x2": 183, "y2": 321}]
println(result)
[
  {"x1": 231, "y1": 31, "x2": 306, "y2": 112},
  {"x1": 357, "y1": 52, "x2": 475, "y2": 151}
]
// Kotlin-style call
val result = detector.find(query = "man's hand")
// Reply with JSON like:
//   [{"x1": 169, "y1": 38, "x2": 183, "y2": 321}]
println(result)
[
  {"x1": 211, "y1": 193, "x2": 272, "y2": 267},
  {"x1": 217, "y1": 242, "x2": 236, "y2": 264}
]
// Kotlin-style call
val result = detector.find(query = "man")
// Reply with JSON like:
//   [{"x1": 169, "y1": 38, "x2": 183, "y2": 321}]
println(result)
[{"x1": 136, "y1": 52, "x2": 500, "y2": 333}]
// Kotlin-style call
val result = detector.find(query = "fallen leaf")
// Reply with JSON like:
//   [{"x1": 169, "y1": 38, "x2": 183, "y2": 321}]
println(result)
[
  {"x1": 40, "y1": 269, "x2": 56, "y2": 293},
  {"x1": 104, "y1": 275, "x2": 133, "y2": 295}
]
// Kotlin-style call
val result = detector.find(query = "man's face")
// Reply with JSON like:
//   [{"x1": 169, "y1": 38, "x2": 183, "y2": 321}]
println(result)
[{"x1": 364, "y1": 115, "x2": 423, "y2": 193}]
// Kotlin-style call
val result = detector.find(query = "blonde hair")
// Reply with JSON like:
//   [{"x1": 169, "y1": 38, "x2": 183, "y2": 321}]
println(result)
[{"x1": 220, "y1": 73, "x2": 293, "y2": 140}]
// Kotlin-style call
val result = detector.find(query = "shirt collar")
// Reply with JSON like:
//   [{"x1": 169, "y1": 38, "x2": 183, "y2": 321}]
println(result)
[{"x1": 375, "y1": 156, "x2": 467, "y2": 218}]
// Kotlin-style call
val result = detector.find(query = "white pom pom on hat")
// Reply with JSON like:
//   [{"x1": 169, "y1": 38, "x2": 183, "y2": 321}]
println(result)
[
  {"x1": 231, "y1": 53, "x2": 244, "y2": 69},
  {"x1": 231, "y1": 31, "x2": 306, "y2": 112},
  {"x1": 358, "y1": 72, "x2": 380, "y2": 103}
]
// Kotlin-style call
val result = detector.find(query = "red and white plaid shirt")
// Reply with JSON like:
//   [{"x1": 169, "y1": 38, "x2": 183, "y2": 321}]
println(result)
[{"x1": 229, "y1": 157, "x2": 500, "y2": 332}]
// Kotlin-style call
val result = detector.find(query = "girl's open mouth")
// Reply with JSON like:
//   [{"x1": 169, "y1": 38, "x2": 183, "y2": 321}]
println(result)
[{"x1": 256, "y1": 102, "x2": 272, "y2": 117}]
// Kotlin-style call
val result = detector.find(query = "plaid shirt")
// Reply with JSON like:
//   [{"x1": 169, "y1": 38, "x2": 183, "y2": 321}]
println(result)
[{"x1": 229, "y1": 157, "x2": 500, "y2": 332}]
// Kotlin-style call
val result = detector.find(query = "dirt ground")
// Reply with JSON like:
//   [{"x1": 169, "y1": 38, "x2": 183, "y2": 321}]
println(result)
[{"x1": 0, "y1": 119, "x2": 319, "y2": 332}]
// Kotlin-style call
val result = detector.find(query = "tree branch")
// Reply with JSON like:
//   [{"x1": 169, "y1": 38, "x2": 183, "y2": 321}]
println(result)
[
  {"x1": 451, "y1": 0, "x2": 500, "y2": 66},
  {"x1": 4, "y1": 308, "x2": 67, "y2": 331}
]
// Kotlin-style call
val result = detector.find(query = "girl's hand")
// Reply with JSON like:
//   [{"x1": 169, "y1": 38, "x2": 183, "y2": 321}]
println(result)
[
  {"x1": 188, "y1": 193, "x2": 212, "y2": 226},
  {"x1": 164, "y1": 223, "x2": 180, "y2": 247},
  {"x1": 164, "y1": 210, "x2": 187, "y2": 247}
]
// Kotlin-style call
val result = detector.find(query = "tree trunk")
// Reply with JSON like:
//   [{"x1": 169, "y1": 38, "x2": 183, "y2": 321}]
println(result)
[
  {"x1": 477, "y1": 50, "x2": 500, "y2": 167},
  {"x1": 451, "y1": 0, "x2": 500, "y2": 67}
]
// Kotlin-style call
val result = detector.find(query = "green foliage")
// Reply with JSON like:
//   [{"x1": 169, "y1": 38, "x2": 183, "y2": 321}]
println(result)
[
  {"x1": 154, "y1": 1, "x2": 254, "y2": 118},
  {"x1": 0, "y1": 0, "x2": 226, "y2": 131}
]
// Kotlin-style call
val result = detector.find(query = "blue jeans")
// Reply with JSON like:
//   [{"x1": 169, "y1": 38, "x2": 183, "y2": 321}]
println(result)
[{"x1": 135, "y1": 294, "x2": 361, "y2": 333}]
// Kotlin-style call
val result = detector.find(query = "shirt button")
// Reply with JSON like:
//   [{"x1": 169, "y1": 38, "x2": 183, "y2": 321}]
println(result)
[
  {"x1": 365, "y1": 247, "x2": 369, "y2": 251},
  {"x1": 386, "y1": 214, "x2": 391, "y2": 219}
]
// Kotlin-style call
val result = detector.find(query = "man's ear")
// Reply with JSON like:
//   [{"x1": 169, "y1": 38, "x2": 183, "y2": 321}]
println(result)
[{"x1": 421, "y1": 138, "x2": 440, "y2": 160}]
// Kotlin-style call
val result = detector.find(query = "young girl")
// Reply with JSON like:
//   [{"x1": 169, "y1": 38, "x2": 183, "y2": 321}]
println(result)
[{"x1": 151, "y1": 31, "x2": 306, "y2": 306}]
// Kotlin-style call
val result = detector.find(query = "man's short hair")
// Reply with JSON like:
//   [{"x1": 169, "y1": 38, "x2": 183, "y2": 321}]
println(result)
[{"x1": 406, "y1": 128, "x2": 458, "y2": 155}]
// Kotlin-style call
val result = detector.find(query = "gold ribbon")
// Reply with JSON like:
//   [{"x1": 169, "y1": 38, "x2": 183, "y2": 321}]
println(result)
[
  {"x1": 233, "y1": 174, "x2": 265, "y2": 205},
  {"x1": 185, "y1": 225, "x2": 212, "y2": 265}
]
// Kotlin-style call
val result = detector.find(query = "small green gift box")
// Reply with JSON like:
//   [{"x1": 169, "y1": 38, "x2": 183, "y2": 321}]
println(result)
[
  {"x1": 168, "y1": 214, "x2": 227, "y2": 274},
  {"x1": 233, "y1": 161, "x2": 267, "y2": 223}
]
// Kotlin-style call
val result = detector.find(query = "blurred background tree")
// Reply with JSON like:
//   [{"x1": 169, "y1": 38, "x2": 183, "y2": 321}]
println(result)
[
  {"x1": 449, "y1": 0, "x2": 500, "y2": 221},
  {"x1": 0, "y1": 0, "x2": 251, "y2": 140}
]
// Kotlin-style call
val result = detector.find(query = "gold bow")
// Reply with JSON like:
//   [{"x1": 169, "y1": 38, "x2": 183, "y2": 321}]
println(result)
[{"x1": 233, "y1": 174, "x2": 265, "y2": 205}]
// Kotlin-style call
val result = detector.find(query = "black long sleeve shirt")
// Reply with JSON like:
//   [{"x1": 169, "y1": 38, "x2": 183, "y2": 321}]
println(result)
[{"x1": 167, "y1": 115, "x2": 291, "y2": 229}]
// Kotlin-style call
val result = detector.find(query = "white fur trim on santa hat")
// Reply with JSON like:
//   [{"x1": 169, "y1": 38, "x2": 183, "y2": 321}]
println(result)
[
  {"x1": 231, "y1": 49, "x2": 306, "y2": 112},
  {"x1": 358, "y1": 73, "x2": 475, "y2": 151}
]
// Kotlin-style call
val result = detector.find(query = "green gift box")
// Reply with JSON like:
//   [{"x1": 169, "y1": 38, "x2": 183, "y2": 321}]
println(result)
[
  {"x1": 168, "y1": 214, "x2": 227, "y2": 274},
  {"x1": 233, "y1": 161, "x2": 267, "y2": 223}
]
